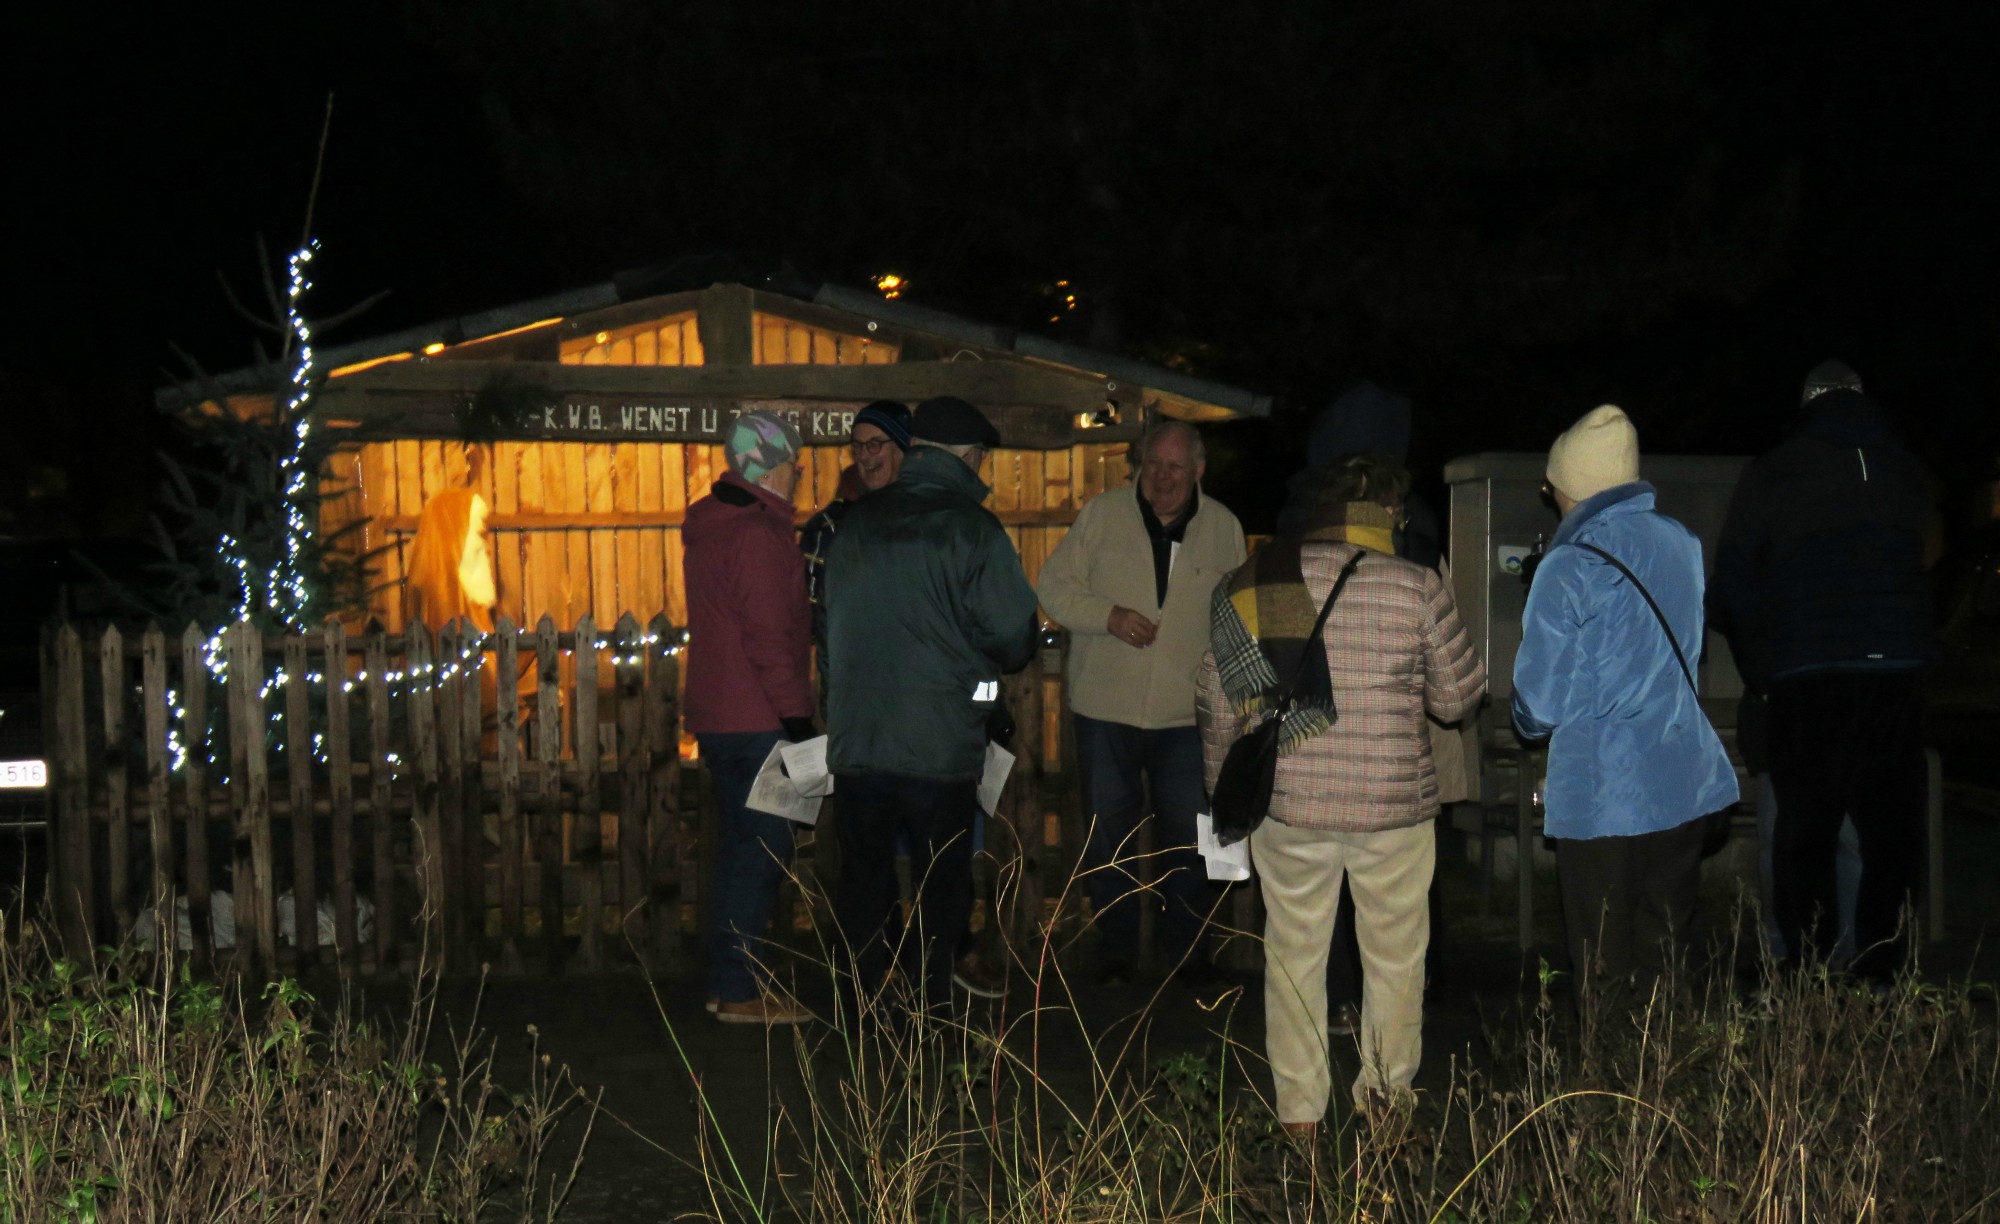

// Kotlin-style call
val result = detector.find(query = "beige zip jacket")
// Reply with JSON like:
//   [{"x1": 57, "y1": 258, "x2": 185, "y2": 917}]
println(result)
[{"x1": 1039, "y1": 485, "x2": 1247, "y2": 729}]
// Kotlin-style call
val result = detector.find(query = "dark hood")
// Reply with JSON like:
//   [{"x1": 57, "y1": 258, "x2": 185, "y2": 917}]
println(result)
[
  {"x1": 1794, "y1": 388, "x2": 1896, "y2": 448},
  {"x1": 1306, "y1": 380, "x2": 1414, "y2": 466}
]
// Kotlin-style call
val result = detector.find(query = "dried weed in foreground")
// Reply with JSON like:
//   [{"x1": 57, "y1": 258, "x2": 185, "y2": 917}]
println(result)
[
  {"x1": 0, "y1": 911, "x2": 598, "y2": 1222},
  {"x1": 664, "y1": 846, "x2": 2000, "y2": 1223}
]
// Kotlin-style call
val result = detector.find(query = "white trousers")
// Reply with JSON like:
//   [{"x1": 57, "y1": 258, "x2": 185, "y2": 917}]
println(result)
[{"x1": 1252, "y1": 818, "x2": 1434, "y2": 1122}]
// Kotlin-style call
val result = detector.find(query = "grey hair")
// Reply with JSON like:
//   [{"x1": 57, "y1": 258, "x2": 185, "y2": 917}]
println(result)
[{"x1": 1135, "y1": 419, "x2": 1205, "y2": 467}]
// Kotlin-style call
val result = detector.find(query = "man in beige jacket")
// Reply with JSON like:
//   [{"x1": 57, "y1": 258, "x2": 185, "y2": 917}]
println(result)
[{"x1": 1038, "y1": 420, "x2": 1247, "y2": 985}]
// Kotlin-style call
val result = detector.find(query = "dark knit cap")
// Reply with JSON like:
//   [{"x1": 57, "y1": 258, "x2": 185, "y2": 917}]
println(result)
[
  {"x1": 853, "y1": 400, "x2": 912, "y2": 451},
  {"x1": 912, "y1": 396, "x2": 1001, "y2": 448}
]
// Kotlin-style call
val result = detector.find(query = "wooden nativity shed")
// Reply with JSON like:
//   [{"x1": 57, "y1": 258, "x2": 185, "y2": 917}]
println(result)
[
  {"x1": 54, "y1": 270, "x2": 1268, "y2": 978},
  {"x1": 303, "y1": 276, "x2": 1270, "y2": 632}
]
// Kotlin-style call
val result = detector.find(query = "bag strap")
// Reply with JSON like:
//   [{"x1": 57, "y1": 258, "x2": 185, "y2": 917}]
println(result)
[
  {"x1": 1569, "y1": 541, "x2": 1697, "y2": 695},
  {"x1": 1275, "y1": 550, "x2": 1365, "y2": 710}
]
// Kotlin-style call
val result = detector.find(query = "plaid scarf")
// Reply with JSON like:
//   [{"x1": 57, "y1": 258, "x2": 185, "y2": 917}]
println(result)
[{"x1": 1210, "y1": 502, "x2": 1395, "y2": 754}]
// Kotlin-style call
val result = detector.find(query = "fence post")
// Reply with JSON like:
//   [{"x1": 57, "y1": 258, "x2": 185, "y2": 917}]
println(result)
[
  {"x1": 1003, "y1": 660, "x2": 1045, "y2": 954},
  {"x1": 572, "y1": 615, "x2": 603, "y2": 970},
  {"x1": 534, "y1": 616, "x2": 563, "y2": 968},
  {"x1": 495, "y1": 617, "x2": 524, "y2": 973},
  {"x1": 99, "y1": 625, "x2": 131, "y2": 940},
  {"x1": 322, "y1": 620, "x2": 357, "y2": 961},
  {"x1": 1040, "y1": 636, "x2": 1073, "y2": 948},
  {"x1": 284, "y1": 632, "x2": 318, "y2": 965},
  {"x1": 456, "y1": 620, "x2": 486, "y2": 969},
  {"x1": 407, "y1": 625, "x2": 443, "y2": 967},
  {"x1": 434, "y1": 621, "x2": 466, "y2": 965},
  {"x1": 228, "y1": 622, "x2": 277, "y2": 978},
  {"x1": 180, "y1": 624, "x2": 211, "y2": 971},
  {"x1": 644, "y1": 614, "x2": 681, "y2": 968},
  {"x1": 141, "y1": 625, "x2": 173, "y2": 958},
  {"x1": 615, "y1": 613, "x2": 647, "y2": 952},
  {"x1": 51, "y1": 624, "x2": 93, "y2": 955},
  {"x1": 364, "y1": 623, "x2": 395, "y2": 971}
]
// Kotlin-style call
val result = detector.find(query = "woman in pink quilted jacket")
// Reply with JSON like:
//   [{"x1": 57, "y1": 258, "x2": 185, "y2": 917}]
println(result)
[{"x1": 1197, "y1": 452, "x2": 1485, "y2": 1134}]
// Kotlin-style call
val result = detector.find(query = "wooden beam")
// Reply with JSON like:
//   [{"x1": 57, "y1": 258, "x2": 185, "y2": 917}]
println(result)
[
  {"x1": 696, "y1": 284, "x2": 755, "y2": 365},
  {"x1": 315, "y1": 359, "x2": 1137, "y2": 450},
  {"x1": 325, "y1": 355, "x2": 1109, "y2": 407},
  {"x1": 555, "y1": 291, "x2": 706, "y2": 345}
]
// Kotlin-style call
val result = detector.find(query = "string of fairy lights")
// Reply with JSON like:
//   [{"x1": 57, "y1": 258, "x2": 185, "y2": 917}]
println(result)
[{"x1": 160, "y1": 240, "x2": 687, "y2": 776}]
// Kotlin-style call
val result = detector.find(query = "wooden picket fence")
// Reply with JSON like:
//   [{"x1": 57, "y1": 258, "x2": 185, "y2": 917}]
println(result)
[
  {"x1": 44, "y1": 614, "x2": 689, "y2": 979},
  {"x1": 44, "y1": 616, "x2": 1254, "y2": 982}
]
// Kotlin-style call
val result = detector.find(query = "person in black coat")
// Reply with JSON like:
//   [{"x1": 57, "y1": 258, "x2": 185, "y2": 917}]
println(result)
[{"x1": 1712, "y1": 360, "x2": 1937, "y2": 981}]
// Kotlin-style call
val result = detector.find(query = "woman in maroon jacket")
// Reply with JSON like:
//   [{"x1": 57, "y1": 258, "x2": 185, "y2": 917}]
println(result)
[{"x1": 683, "y1": 411, "x2": 816, "y2": 1025}]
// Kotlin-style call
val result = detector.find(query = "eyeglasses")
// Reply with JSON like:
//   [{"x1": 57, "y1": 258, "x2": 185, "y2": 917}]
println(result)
[{"x1": 851, "y1": 437, "x2": 896, "y2": 457}]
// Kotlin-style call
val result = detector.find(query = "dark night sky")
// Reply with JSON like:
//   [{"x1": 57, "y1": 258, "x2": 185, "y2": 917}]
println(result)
[{"x1": 7, "y1": 0, "x2": 2000, "y2": 538}]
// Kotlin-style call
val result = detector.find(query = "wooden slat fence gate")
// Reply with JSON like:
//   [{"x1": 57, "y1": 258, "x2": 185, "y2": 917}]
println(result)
[
  {"x1": 44, "y1": 616, "x2": 1256, "y2": 982},
  {"x1": 44, "y1": 614, "x2": 688, "y2": 980}
]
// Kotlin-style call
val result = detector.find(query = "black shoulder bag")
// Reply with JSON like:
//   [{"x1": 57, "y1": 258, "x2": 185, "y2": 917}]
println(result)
[
  {"x1": 1211, "y1": 551, "x2": 1364, "y2": 845},
  {"x1": 1571, "y1": 542, "x2": 1733, "y2": 857}
]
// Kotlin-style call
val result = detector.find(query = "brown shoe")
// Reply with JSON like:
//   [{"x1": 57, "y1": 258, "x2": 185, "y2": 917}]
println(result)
[
  {"x1": 952, "y1": 951, "x2": 1007, "y2": 999},
  {"x1": 1280, "y1": 1120, "x2": 1319, "y2": 1142},
  {"x1": 714, "y1": 994, "x2": 811, "y2": 1026}
]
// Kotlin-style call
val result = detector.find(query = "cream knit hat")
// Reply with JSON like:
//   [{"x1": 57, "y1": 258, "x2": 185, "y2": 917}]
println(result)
[{"x1": 1546, "y1": 404, "x2": 1640, "y2": 501}]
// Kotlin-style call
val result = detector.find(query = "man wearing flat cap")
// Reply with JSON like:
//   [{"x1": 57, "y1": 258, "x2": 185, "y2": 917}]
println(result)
[{"x1": 824, "y1": 395, "x2": 1041, "y2": 1015}]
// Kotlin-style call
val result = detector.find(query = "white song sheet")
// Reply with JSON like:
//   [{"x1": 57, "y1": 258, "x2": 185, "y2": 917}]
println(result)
[
  {"x1": 745, "y1": 736, "x2": 835, "y2": 825},
  {"x1": 1196, "y1": 811, "x2": 1253, "y2": 881},
  {"x1": 977, "y1": 743, "x2": 1015, "y2": 816}
]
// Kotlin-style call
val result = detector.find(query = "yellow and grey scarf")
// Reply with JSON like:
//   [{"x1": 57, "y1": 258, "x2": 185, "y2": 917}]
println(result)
[{"x1": 1210, "y1": 501, "x2": 1394, "y2": 753}]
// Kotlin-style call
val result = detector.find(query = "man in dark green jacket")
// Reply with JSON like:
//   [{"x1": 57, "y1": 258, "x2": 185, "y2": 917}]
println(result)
[{"x1": 825, "y1": 396, "x2": 1040, "y2": 1014}]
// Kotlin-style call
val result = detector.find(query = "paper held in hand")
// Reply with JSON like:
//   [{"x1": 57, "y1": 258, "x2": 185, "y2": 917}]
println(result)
[
  {"x1": 1196, "y1": 811, "x2": 1252, "y2": 882},
  {"x1": 977, "y1": 742, "x2": 1015, "y2": 817},
  {"x1": 746, "y1": 736, "x2": 835, "y2": 825}
]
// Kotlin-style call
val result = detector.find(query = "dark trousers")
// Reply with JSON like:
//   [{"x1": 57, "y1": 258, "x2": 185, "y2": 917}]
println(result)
[
  {"x1": 832, "y1": 773, "x2": 978, "y2": 1014},
  {"x1": 1769, "y1": 670, "x2": 1924, "y2": 979},
  {"x1": 699, "y1": 731, "x2": 794, "y2": 1004},
  {"x1": 1074, "y1": 715, "x2": 1220, "y2": 972},
  {"x1": 1557, "y1": 817, "x2": 1704, "y2": 996}
]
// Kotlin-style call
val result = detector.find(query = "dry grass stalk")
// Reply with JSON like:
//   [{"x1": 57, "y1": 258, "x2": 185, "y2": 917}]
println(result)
[{"x1": 0, "y1": 910, "x2": 598, "y2": 1222}]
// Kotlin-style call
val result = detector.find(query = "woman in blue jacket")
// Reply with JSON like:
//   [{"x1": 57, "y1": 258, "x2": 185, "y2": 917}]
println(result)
[{"x1": 1513, "y1": 405, "x2": 1738, "y2": 1002}]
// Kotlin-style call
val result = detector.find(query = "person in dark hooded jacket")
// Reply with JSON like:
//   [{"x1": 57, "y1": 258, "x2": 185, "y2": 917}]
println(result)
[
  {"x1": 1277, "y1": 381, "x2": 1441, "y2": 567},
  {"x1": 1712, "y1": 360, "x2": 1936, "y2": 980},
  {"x1": 1276, "y1": 381, "x2": 1451, "y2": 1030}
]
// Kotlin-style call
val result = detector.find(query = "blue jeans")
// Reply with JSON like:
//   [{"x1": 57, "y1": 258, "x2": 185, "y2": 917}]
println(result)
[
  {"x1": 700, "y1": 731, "x2": 796, "y2": 1004},
  {"x1": 1074, "y1": 714, "x2": 1219, "y2": 971}
]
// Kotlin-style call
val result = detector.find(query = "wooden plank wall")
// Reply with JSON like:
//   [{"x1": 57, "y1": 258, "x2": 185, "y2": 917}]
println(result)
[
  {"x1": 327, "y1": 305, "x2": 1129, "y2": 639},
  {"x1": 340, "y1": 437, "x2": 1124, "y2": 635}
]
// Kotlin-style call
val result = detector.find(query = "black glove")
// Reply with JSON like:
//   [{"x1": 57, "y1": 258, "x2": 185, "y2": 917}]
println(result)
[
  {"x1": 782, "y1": 716, "x2": 817, "y2": 743},
  {"x1": 985, "y1": 704, "x2": 1016, "y2": 749}
]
